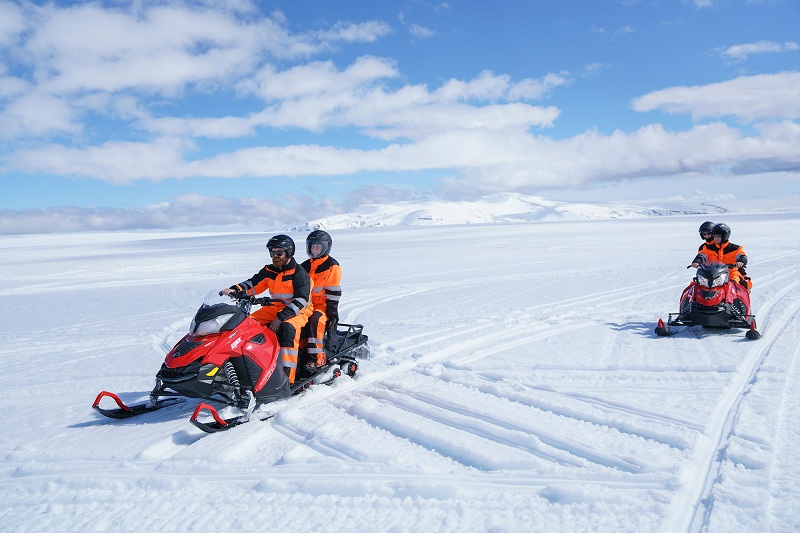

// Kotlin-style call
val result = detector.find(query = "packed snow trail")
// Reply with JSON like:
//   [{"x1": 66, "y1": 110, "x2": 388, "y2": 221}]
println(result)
[
  {"x1": 671, "y1": 279, "x2": 800, "y2": 532},
  {"x1": 2, "y1": 214, "x2": 800, "y2": 532}
]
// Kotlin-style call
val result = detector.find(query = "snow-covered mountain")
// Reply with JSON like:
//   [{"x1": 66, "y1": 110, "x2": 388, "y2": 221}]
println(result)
[{"x1": 293, "y1": 193, "x2": 730, "y2": 230}]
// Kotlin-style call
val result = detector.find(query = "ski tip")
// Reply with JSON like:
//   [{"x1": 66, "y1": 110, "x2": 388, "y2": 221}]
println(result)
[
  {"x1": 190, "y1": 403, "x2": 226, "y2": 426},
  {"x1": 92, "y1": 391, "x2": 131, "y2": 411},
  {"x1": 654, "y1": 318, "x2": 674, "y2": 337},
  {"x1": 190, "y1": 403, "x2": 248, "y2": 433},
  {"x1": 745, "y1": 328, "x2": 761, "y2": 340},
  {"x1": 745, "y1": 319, "x2": 760, "y2": 340}
]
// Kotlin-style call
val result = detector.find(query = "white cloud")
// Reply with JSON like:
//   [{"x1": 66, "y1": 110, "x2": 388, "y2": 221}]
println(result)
[
  {"x1": 0, "y1": 2, "x2": 394, "y2": 138},
  {"x1": 7, "y1": 119, "x2": 798, "y2": 194},
  {"x1": 0, "y1": 2, "x2": 569, "y2": 146},
  {"x1": 0, "y1": 72, "x2": 30, "y2": 100},
  {"x1": 433, "y1": 71, "x2": 569, "y2": 103},
  {"x1": 247, "y1": 56, "x2": 398, "y2": 101},
  {"x1": 718, "y1": 41, "x2": 799, "y2": 61},
  {"x1": 354, "y1": 102, "x2": 561, "y2": 140},
  {"x1": 409, "y1": 24, "x2": 436, "y2": 39},
  {"x1": 0, "y1": 1, "x2": 25, "y2": 47},
  {"x1": 591, "y1": 25, "x2": 636, "y2": 39},
  {"x1": 8, "y1": 138, "x2": 193, "y2": 184},
  {"x1": 0, "y1": 192, "x2": 322, "y2": 234},
  {"x1": 144, "y1": 63, "x2": 564, "y2": 138},
  {"x1": 1, "y1": 89, "x2": 79, "y2": 138},
  {"x1": 632, "y1": 72, "x2": 800, "y2": 121},
  {"x1": 25, "y1": 4, "x2": 259, "y2": 94},
  {"x1": 318, "y1": 20, "x2": 392, "y2": 43},
  {"x1": 441, "y1": 121, "x2": 800, "y2": 194}
]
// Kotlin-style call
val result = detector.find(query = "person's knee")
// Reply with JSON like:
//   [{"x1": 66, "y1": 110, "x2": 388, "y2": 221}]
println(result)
[{"x1": 277, "y1": 322, "x2": 298, "y2": 346}]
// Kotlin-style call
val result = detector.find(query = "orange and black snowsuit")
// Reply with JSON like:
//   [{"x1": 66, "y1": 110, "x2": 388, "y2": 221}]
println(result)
[
  {"x1": 300, "y1": 255, "x2": 342, "y2": 367},
  {"x1": 694, "y1": 241, "x2": 751, "y2": 290},
  {"x1": 229, "y1": 258, "x2": 313, "y2": 383}
]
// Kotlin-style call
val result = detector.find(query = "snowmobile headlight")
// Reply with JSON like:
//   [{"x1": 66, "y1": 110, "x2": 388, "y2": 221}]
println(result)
[
  {"x1": 711, "y1": 275, "x2": 727, "y2": 288},
  {"x1": 190, "y1": 313, "x2": 235, "y2": 336},
  {"x1": 696, "y1": 274, "x2": 710, "y2": 288}
]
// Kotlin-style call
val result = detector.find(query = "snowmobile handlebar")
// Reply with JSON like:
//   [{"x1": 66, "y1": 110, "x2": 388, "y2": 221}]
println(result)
[
  {"x1": 687, "y1": 262, "x2": 738, "y2": 269},
  {"x1": 218, "y1": 290, "x2": 270, "y2": 306}
]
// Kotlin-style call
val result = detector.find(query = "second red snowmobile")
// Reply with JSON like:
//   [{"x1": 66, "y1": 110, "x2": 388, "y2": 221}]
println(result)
[{"x1": 655, "y1": 261, "x2": 760, "y2": 340}]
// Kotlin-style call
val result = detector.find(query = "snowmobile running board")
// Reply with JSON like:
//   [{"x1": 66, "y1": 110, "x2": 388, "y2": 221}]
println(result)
[
  {"x1": 189, "y1": 362, "x2": 351, "y2": 433},
  {"x1": 92, "y1": 391, "x2": 186, "y2": 419}
]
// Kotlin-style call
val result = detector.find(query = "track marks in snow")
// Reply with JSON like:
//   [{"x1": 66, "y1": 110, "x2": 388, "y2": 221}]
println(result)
[
  {"x1": 268, "y1": 411, "x2": 367, "y2": 462},
  {"x1": 766, "y1": 333, "x2": 800, "y2": 530},
  {"x1": 357, "y1": 381, "x2": 650, "y2": 474},
  {"x1": 429, "y1": 367, "x2": 705, "y2": 451},
  {"x1": 137, "y1": 430, "x2": 205, "y2": 461},
  {"x1": 71, "y1": 228, "x2": 800, "y2": 527},
  {"x1": 671, "y1": 279, "x2": 800, "y2": 532}
]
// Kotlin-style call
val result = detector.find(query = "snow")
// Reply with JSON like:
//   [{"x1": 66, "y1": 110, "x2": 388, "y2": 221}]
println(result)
[{"x1": 2, "y1": 209, "x2": 800, "y2": 532}]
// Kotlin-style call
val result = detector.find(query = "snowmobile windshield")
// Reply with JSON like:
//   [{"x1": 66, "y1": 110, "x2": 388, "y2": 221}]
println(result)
[
  {"x1": 696, "y1": 263, "x2": 729, "y2": 288},
  {"x1": 188, "y1": 291, "x2": 246, "y2": 338},
  {"x1": 189, "y1": 309, "x2": 236, "y2": 337}
]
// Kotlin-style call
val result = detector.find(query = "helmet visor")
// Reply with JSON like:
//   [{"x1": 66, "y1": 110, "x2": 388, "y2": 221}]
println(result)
[{"x1": 307, "y1": 239, "x2": 329, "y2": 258}]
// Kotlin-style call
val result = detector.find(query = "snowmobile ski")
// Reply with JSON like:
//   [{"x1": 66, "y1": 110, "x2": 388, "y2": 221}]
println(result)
[
  {"x1": 189, "y1": 403, "x2": 250, "y2": 433},
  {"x1": 92, "y1": 391, "x2": 186, "y2": 419},
  {"x1": 190, "y1": 403, "x2": 280, "y2": 433}
]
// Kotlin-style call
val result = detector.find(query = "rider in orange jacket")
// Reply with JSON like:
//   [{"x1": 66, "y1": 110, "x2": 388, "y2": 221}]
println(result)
[
  {"x1": 222, "y1": 234, "x2": 313, "y2": 384},
  {"x1": 690, "y1": 223, "x2": 751, "y2": 290},
  {"x1": 300, "y1": 230, "x2": 342, "y2": 370}
]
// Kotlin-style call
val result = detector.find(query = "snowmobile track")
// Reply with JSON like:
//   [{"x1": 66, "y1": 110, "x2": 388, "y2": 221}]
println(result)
[{"x1": 672, "y1": 279, "x2": 800, "y2": 533}]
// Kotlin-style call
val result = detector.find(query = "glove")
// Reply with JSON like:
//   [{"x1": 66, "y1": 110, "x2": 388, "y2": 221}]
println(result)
[
  {"x1": 220, "y1": 287, "x2": 245, "y2": 299},
  {"x1": 253, "y1": 297, "x2": 271, "y2": 306},
  {"x1": 227, "y1": 290, "x2": 246, "y2": 300},
  {"x1": 326, "y1": 318, "x2": 339, "y2": 337}
]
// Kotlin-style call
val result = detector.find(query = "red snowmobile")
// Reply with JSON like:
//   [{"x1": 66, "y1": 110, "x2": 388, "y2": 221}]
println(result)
[
  {"x1": 655, "y1": 262, "x2": 760, "y2": 340},
  {"x1": 93, "y1": 293, "x2": 369, "y2": 432}
]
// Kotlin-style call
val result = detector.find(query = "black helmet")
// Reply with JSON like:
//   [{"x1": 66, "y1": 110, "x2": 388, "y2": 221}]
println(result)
[
  {"x1": 711, "y1": 223, "x2": 731, "y2": 242},
  {"x1": 266, "y1": 234, "x2": 295, "y2": 257},
  {"x1": 306, "y1": 230, "x2": 332, "y2": 258},
  {"x1": 699, "y1": 221, "x2": 715, "y2": 239}
]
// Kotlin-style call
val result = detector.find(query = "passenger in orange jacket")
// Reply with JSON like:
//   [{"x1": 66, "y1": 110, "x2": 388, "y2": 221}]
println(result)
[
  {"x1": 221, "y1": 234, "x2": 312, "y2": 384},
  {"x1": 690, "y1": 223, "x2": 751, "y2": 290},
  {"x1": 300, "y1": 230, "x2": 342, "y2": 371}
]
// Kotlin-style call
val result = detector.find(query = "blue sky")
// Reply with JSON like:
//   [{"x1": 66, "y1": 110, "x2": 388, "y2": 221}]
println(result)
[{"x1": 0, "y1": 0, "x2": 798, "y2": 233}]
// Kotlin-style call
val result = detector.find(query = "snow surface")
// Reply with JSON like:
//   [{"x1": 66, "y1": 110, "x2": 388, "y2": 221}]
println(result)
[{"x1": 2, "y1": 210, "x2": 800, "y2": 532}]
